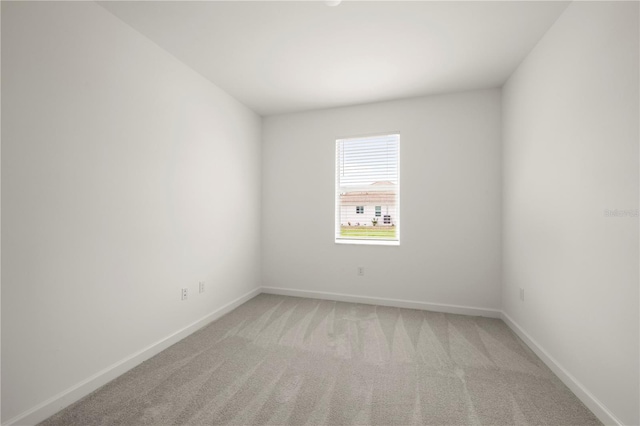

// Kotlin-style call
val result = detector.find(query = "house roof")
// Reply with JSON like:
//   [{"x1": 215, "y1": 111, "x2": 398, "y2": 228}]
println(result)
[
  {"x1": 340, "y1": 192, "x2": 396, "y2": 205},
  {"x1": 340, "y1": 182, "x2": 396, "y2": 205}
]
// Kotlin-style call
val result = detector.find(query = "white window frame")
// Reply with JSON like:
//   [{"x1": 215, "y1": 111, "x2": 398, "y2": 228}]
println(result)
[{"x1": 335, "y1": 133, "x2": 400, "y2": 246}]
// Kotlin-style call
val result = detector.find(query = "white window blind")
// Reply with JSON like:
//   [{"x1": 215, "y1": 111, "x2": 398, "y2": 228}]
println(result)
[{"x1": 335, "y1": 134, "x2": 400, "y2": 245}]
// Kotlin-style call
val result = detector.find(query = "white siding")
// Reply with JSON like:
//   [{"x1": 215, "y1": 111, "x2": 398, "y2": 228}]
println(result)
[{"x1": 339, "y1": 205, "x2": 396, "y2": 226}]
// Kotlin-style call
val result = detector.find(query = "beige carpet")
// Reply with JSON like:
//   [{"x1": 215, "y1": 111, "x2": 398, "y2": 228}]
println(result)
[{"x1": 40, "y1": 294, "x2": 601, "y2": 425}]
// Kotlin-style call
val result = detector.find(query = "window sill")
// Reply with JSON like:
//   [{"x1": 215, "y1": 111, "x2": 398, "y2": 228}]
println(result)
[{"x1": 335, "y1": 238, "x2": 400, "y2": 246}]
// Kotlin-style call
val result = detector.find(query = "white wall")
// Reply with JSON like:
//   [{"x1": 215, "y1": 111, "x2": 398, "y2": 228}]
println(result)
[
  {"x1": 0, "y1": 2, "x2": 3, "y2": 423},
  {"x1": 1, "y1": 2, "x2": 261, "y2": 423},
  {"x1": 262, "y1": 90, "x2": 502, "y2": 312},
  {"x1": 502, "y1": 2, "x2": 639, "y2": 425}
]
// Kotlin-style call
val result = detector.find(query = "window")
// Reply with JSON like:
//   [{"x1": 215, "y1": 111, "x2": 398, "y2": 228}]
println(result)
[{"x1": 335, "y1": 133, "x2": 400, "y2": 245}]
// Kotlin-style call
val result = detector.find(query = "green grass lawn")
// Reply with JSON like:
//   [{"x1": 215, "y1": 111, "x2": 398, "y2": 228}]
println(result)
[{"x1": 340, "y1": 226, "x2": 396, "y2": 239}]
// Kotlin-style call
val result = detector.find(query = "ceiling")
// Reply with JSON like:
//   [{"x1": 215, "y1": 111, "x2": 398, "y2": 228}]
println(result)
[{"x1": 99, "y1": 1, "x2": 570, "y2": 116}]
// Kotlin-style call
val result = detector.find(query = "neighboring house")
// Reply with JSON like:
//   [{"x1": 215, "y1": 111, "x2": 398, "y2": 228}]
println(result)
[{"x1": 339, "y1": 181, "x2": 396, "y2": 226}]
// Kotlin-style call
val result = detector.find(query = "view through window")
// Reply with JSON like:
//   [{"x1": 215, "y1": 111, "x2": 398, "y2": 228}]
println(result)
[{"x1": 335, "y1": 134, "x2": 400, "y2": 245}]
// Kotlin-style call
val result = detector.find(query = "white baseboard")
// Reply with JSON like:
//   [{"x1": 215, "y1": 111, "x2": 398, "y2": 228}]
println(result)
[
  {"x1": 260, "y1": 286, "x2": 501, "y2": 318},
  {"x1": 500, "y1": 311, "x2": 622, "y2": 426},
  {"x1": 3, "y1": 287, "x2": 261, "y2": 426}
]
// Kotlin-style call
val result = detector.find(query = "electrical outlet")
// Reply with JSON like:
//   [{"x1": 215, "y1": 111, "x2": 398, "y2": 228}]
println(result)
[
  {"x1": 199, "y1": 281, "x2": 205, "y2": 293},
  {"x1": 181, "y1": 288, "x2": 188, "y2": 301},
  {"x1": 519, "y1": 288, "x2": 524, "y2": 302},
  {"x1": 358, "y1": 266, "x2": 364, "y2": 276}
]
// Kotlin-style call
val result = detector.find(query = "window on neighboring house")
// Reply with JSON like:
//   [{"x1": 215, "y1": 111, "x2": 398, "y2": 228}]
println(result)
[{"x1": 335, "y1": 133, "x2": 400, "y2": 245}]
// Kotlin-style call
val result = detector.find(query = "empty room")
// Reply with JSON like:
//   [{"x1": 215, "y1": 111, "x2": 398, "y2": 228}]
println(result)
[{"x1": 1, "y1": 1, "x2": 638, "y2": 425}]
